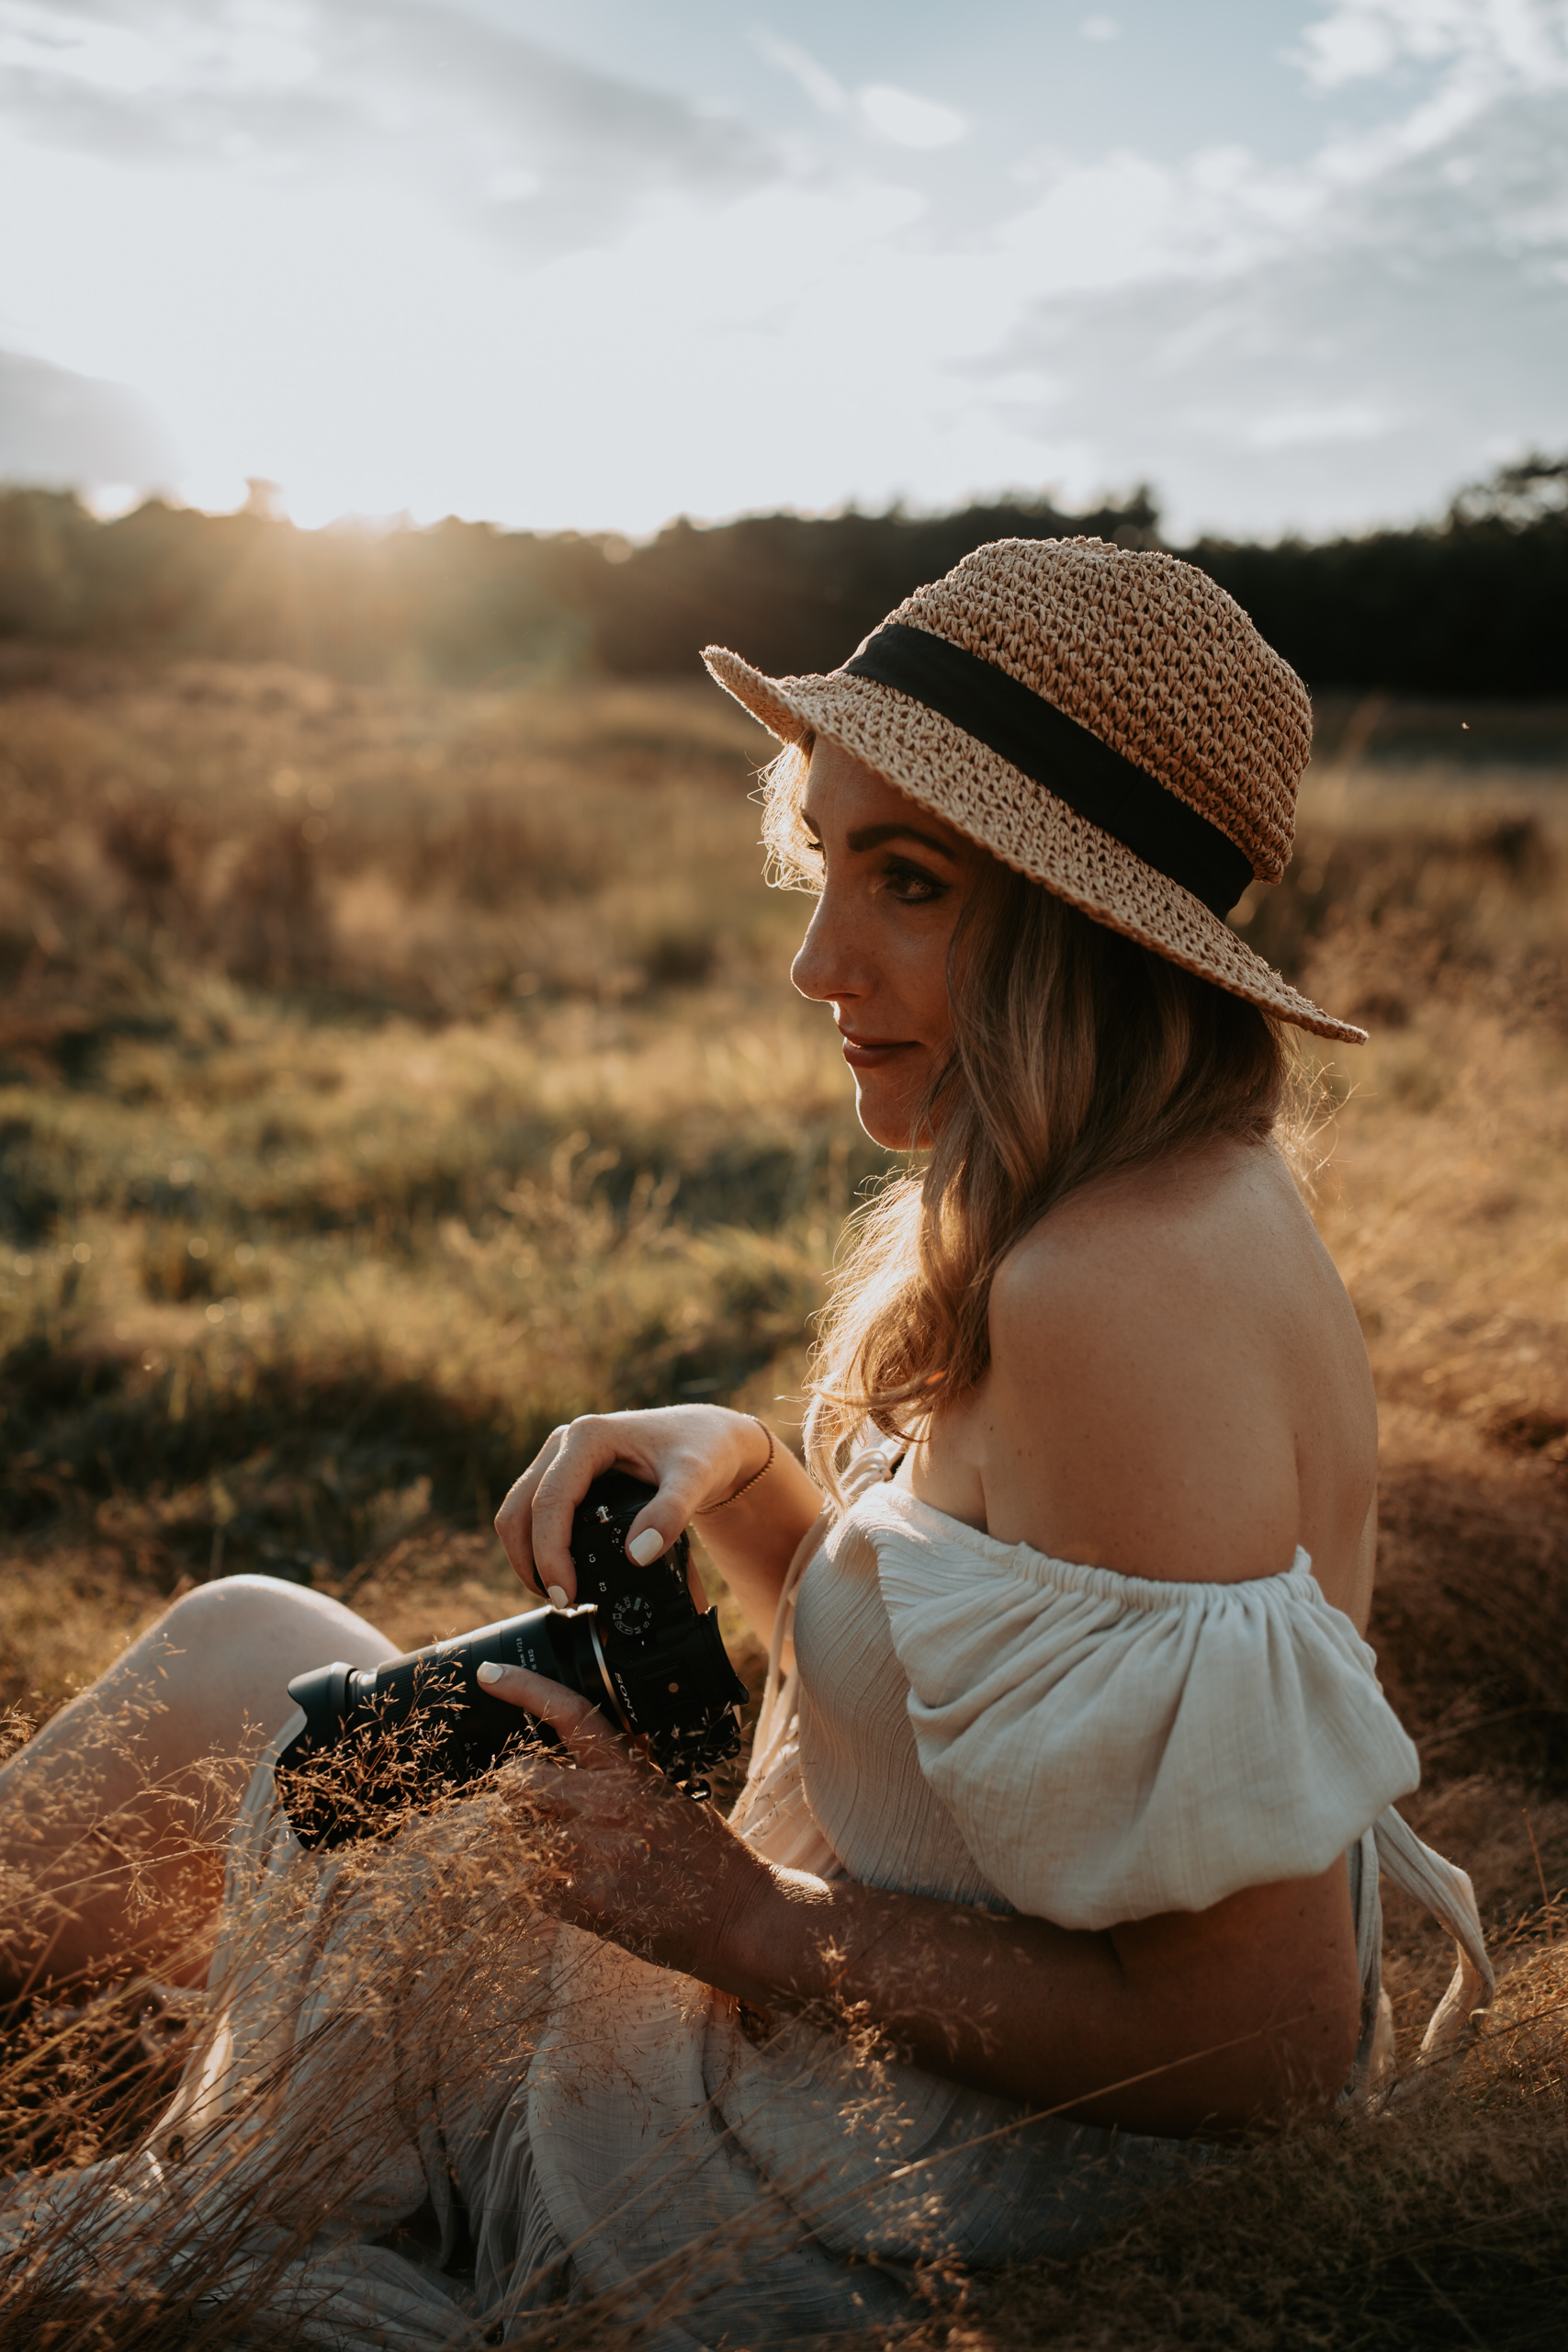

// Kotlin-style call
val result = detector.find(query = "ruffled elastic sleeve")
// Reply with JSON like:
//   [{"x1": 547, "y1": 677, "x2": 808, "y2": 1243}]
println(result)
[{"x1": 866, "y1": 1486, "x2": 1420, "y2": 1929}]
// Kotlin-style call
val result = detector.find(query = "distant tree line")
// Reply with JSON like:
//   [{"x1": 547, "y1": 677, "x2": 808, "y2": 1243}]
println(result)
[
  {"x1": 1192, "y1": 458, "x2": 1568, "y2": 702},
  {"x1": 0, "y1": 458, "x2": 1563, "y2": 696}
]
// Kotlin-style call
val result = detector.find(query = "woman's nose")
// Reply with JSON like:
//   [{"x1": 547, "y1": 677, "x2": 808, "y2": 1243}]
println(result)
[{"x1": 790, "y1": 891, "x2": 860, "y2": 1005}]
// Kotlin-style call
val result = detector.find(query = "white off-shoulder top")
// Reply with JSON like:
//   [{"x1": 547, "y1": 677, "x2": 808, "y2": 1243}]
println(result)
[
  {"x1": 735, "y1": 1435, "x2": 1488, "y2": 2071},
  {"x1": 802, "y1": 1476, "x2": 1419, "y2": 1928}
]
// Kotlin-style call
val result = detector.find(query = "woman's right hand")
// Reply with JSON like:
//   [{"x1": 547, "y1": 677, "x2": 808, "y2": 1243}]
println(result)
[{"x1": 493, "y1": 1407, "x2": 773, "y2": 1602}]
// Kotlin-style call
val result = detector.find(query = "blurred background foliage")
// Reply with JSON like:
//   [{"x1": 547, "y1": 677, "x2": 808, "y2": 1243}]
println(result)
[
  {"x1": 3, "y1": 451, "x2": 1566, "y2": 695},
  {"x1": 0, "y1": 662, "x2": 874, "y2": 1695}
]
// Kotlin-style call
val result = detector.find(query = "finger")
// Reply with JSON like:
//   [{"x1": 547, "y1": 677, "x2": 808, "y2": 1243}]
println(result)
[
  {"x1": 476, "y1": 1660, "x2": 621, "y2": 1763},
  {"x1": 528, "y1": 1417, "x2": 650, "y2": 1598},
  {"x1": 620, "y1": 1455, "x2": 727, "y2": 1569},
  {"x1": 494, "y1": 1428, "x2": 569, "y2": 1595},
  {"x1": 621, "y1": 1494, "x2": 685, "y2": 1567}
]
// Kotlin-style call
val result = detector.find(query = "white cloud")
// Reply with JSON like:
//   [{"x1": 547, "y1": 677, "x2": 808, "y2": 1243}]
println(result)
[
  {"x1": 994, "y1": 81, "x2": 1568, "y2": 536},
  {"x1": 750, "y1": 27, "x2": 847, "y2": 116},
  {"x1": 1291, "y1": 1, "x2": 1568, "y2": 89},
  {"x1": 997, "y1": 142, "x2": 1327, "y2": 298},
  {"x1": 1293, "y1": 4, "x2": 1406, "y2": 81},
  {"x1": 487, "y1": 165, "x2": 541, "y2": 203},
  {"x1": 1246, "y1": 401, "x2": 1399, "y2": 449},
  {"x1": 752, "y1": 35, "x2": 967, "y2": 153},
  {"x1": 856, "y1": 84, "x2": 968, "y2": 150},
  {"x1": 0, "y1": 345, "x2": 175, "y2": 485},
  {"x1": 0, "y1": 0, "x2": 778, "y2": 261},
  {"x1": 0, "y1": 0, "x2": 320, "y2": 98}
]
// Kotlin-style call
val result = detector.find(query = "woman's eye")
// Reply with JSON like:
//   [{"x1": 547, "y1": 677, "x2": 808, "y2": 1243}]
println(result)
[{"x1": 884, "y1": 858, "x2": 946, "y2": 905}]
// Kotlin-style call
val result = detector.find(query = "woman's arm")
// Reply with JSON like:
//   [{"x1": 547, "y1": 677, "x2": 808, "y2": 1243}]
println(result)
[
  {"x1": 725, "y1": 1849, "x2": 1360, "y2": 2138},
  {"x1": 487, "y1": 1670, "x2": 1360, "y2": 2141},
  {"x1": 493, "y1": 1406, "x2": 825, "y2": 1649}
]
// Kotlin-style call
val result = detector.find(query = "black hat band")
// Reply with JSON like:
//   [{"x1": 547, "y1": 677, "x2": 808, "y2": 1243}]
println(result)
[{"x1": 843, "y1": 623, "x2": 1255, "y2": 918}]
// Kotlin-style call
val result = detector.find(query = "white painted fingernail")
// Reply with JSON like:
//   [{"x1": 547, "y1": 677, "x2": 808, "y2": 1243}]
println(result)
[
  {"x1": 547, "y1": 1584, "x2": 570, "y2": 1609},
  {"x1": 477, "y1": 1660, "x2": 506, "y2": 1686},
  {"x1": 627, "y1": 1528, "x2": 664, "y2": 1566}
]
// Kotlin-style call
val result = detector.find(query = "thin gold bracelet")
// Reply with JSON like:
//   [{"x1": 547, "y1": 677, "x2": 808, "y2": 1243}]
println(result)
[{"x1": 696, "y1": 1415, "x2": 775, "y2": 1514}]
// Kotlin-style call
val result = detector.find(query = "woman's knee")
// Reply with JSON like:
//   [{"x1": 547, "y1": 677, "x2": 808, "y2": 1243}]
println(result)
[
  {"x1": 152, "y1": 1576, "x2": 397, "y2": 1689},
  {"x1": 154, "y1": 1573, "x2": 315, "y2": 1653}
]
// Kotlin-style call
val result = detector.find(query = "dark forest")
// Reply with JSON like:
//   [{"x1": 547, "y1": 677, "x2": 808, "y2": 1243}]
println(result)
[{"x1": 2, "y1": 453, "x2": 1564, "y2": 696}]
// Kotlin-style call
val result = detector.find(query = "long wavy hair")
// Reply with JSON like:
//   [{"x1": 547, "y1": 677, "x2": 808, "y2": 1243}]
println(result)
[{"x1": 761, "y1": 741, "x2": 1300, "y2": 1498}]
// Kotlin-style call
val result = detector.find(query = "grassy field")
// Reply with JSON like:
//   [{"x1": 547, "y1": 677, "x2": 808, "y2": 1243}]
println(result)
[{"x1": 1, "y1": 651, "x2": 1565, "y2": 2347}]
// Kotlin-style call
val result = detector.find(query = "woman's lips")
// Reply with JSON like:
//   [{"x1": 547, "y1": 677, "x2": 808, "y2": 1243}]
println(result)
[{"x1": 840, "y1": 1035, "x2": 917, "y2": 1072}]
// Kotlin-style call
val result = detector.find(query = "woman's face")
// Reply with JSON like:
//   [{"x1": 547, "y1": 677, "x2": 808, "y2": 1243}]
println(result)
[{"x1": 790, "y1": 740, "x2": 980, "y2": 1149}]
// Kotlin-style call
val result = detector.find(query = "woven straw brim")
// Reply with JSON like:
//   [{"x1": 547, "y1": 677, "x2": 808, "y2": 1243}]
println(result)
[{"x1": 705, "y1": 646, "x2": 1366, "y2": 1046}]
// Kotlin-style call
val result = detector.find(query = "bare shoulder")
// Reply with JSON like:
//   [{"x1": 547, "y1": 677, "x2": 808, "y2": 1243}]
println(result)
[
  {"x1": 989, "y1": 1136, "x2": 1323, "y2": 1344},
  {"x1": 972, "y1": 1139, "x2": 1375, "y2": 1586}
]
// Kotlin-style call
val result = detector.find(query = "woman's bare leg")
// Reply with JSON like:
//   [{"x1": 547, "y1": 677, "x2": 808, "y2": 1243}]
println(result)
[{"x1": 0, "y1": 1576, "x2": 397, "y2": 2002}]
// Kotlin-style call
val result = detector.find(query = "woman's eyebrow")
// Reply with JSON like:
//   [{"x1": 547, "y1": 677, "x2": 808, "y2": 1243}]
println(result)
[{"x1": 844, "y1": 822, "x2": 961, "y2": 861}]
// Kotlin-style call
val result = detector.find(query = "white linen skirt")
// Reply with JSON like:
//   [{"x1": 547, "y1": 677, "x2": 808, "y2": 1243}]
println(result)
[{"x1": 0, "y1": 1714, "x2": 1224, "y2": 2351}]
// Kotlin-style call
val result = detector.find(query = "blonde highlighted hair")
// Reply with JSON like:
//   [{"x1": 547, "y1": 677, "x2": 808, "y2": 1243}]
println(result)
[{"x1": 762, "y1": 741, "x2": 1299, "y2": 1500}]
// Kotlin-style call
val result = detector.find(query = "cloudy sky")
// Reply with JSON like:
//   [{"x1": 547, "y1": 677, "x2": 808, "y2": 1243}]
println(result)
[{"x1": 1, "y1": 0, "x2": 1565, "y2": 538}]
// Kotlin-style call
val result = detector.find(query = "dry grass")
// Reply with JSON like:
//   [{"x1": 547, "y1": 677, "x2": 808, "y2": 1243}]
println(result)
[
  {"x1": 1, "y1": 654, "x2": 1566, "y2": 2346},
  {"x1": 0, "y1": 653, "x2": 881, "y2": 1714},
  {"x1": 875, "y1": 1940, "x2": 1568, "y2": 2351}
]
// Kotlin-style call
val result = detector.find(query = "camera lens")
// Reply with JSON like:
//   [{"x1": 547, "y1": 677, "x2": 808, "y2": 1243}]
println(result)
[{"x1": 276, "y1": 1469, "x2": 747, "y2": 1849}]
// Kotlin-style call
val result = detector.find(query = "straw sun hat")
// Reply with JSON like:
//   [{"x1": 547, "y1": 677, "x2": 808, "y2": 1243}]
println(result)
[{"x1": 703, "y1": 536, "x2": 1363, "y2": 1045}]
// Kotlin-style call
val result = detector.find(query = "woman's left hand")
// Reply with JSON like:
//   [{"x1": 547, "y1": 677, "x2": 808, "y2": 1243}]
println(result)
[{"x1": 479, "y1": 1659, "x2": 786, "y2": 1991}]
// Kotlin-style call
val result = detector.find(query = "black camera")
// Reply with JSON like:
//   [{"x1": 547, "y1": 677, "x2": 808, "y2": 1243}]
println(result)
[{"x1": 275, "y1": 1470, "x2": 749, "y2": 1851}]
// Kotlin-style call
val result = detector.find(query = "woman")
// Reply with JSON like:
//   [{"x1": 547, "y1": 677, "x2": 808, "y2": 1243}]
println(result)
[{"x1": 0, "y1": 540, "x2": 1490, "y2": 2348}]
